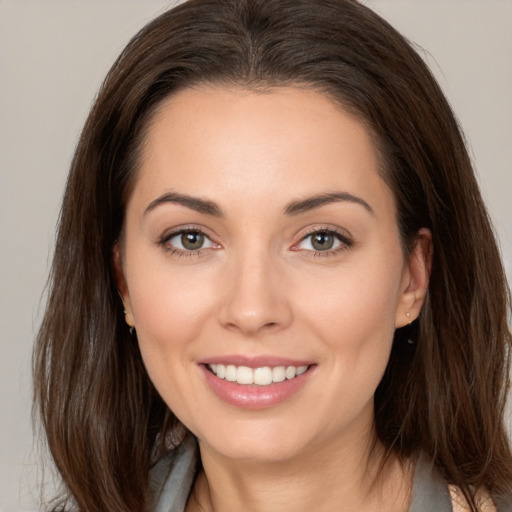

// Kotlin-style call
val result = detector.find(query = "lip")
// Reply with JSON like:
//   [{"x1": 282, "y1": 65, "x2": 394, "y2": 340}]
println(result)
[
  {"x1": 199, "y1": 358, "x2": 316, "y2": 410},
  {"x1": 201, "y1": 354, "x2": 313, "y2": 368}
]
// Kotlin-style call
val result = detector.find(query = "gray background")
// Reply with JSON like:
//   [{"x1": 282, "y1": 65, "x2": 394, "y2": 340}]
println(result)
[{"x1": 1, "y1": 1, "x2": 511, "y2": 511}]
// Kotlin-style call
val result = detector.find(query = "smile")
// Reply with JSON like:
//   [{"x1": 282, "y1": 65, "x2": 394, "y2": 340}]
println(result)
[
  {"x1": 201, "y1": 361, "x2": 315, "y2": 409},
  {"x1": 207, "y1": 364, "x2": 309, "y2": 386}
]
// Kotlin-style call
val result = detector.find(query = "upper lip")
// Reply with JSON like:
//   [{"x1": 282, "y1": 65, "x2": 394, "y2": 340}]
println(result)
[{"x1": 200, "y1": 355, "x2": 314, "y2": 368}]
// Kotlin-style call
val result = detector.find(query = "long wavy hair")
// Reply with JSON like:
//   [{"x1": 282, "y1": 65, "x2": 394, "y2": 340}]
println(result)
[{"x1": 33, "y1": 0, "x2": 512, "y2": 510}]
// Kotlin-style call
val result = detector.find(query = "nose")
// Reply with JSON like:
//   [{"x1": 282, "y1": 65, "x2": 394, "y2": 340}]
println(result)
[{"x1": 217, "y1": 250, "x2": 293, "y2": 337}]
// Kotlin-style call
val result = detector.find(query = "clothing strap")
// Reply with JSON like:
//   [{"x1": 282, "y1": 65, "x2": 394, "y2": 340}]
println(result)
[
  {"x1": 408, "y1": 456, "x2": 452, "y2": 512},
  {"x1": 150, "y1": 435, "x2": 198, "y2": 512}
]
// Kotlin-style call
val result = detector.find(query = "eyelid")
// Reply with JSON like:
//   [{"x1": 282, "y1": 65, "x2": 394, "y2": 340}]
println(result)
[
  {"x1": 157, "y1": 224, "x2": 352, "y2": 257},
  {"x1": 291, "y1": 226, "x2": 354, "y2": 254},
  {"x1": 158, "y1": 225, "x2": 220, "y2": 254}
]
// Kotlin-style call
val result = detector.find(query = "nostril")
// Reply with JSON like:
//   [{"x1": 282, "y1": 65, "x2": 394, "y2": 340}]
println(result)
[{"x1": 217, "y1": 292, "x2": 293, "y2": 335}]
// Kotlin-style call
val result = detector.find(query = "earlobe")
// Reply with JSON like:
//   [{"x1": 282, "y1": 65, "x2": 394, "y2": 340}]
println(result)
[
  {"x1": 395, "y1": 228, "x2": 433, "y2": 328},
  {"x1": 112, "y1": 244, "x2": 136, "y2": 329}
]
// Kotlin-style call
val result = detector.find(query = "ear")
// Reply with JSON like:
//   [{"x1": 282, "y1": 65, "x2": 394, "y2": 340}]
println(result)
[
  {"x1": 112, "y1": 243, "x2": 135, "y2": 327},
  {"x1": 395, "y1": 228, "x2": 433, "y2": 328}
]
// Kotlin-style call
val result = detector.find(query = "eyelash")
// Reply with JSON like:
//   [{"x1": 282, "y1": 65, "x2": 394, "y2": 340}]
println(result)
[
  {"x1": 157, "y1": 226, "x2": 353, "y2": 258},
  {"x1": 158, "y1": 226, "x2": 217, "y2": 258},
  {"x1": 296, "y1": 227, "x2": 353, "y2": 258}
]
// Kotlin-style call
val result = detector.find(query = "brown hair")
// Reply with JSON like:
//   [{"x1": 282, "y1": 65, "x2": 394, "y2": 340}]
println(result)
[{"x1": 33, "y1": 0, "x2": 512, "y2": 511}]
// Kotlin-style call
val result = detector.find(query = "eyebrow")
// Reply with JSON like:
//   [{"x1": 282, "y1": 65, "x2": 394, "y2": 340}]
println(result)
[
  {"x1": 284, "y1": 192, "x2": 374, "y2": 216},
  {"x1": 144, "y1": 192, "x2": 224, "y2": 217},
  {"x1": 144, "y1": 190, "x2": 374, "y2": 217}
]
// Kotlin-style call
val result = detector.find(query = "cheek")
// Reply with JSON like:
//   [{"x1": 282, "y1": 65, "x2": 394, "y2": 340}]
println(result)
[
  {"x1": 295, "y1": 266, "x2": 401, "y2": 430},
  {"x1": 298, "y1": 251, "x2": 404, "y2": 373},
  {"x1": 124, "y1": 259, "x2": 220, "y2": 424},
  {"x1": 124, "y1": 253, "x2": 221, "y2": 384},
  {"x1": 128, "y1": 256, "x2": 214, "y2": 331}
]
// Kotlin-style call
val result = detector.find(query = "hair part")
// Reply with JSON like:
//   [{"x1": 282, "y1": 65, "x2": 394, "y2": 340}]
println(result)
[{"x1": 34, "y1": 1, "x2": 512, "y2": 511}]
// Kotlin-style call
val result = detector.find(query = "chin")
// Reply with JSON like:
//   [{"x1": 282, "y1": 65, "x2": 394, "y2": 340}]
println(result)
[{"x1": 192, "y1": 418, "x2": 314, "y2": 463}]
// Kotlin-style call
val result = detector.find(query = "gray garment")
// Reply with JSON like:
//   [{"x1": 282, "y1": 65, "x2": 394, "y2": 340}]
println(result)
[
  {"x1": 149, "y1": 435, "x2": 509, "y2": 512},
  {"x1": 408, "y1": 456, "x2": 451, "y2": 512},
  {"x1": 150, "y1": 435, "x2": 199, "y2": 512}
]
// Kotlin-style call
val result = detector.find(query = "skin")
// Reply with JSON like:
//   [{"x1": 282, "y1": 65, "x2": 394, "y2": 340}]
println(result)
[{"x1": 115, "y1": 86, "x2": 432, "y2": 512}]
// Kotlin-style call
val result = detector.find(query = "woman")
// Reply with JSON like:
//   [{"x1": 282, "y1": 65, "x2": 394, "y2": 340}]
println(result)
[{"x1": 33, "y1": 0, "x2": 512, "y2": 511}]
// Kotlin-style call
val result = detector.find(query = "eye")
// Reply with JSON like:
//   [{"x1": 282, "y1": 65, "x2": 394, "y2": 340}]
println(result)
[
  {"x1": 162, "y1": 229, "x2": 217, "y2": 252},
  {"x1": 296, "y1": 229, "x2": 352, "y2": 253}
]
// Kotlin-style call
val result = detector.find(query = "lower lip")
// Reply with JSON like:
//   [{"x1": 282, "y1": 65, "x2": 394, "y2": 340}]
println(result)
[{"x1": 200, "y1": 365, "x2": 315, "y2": 410}]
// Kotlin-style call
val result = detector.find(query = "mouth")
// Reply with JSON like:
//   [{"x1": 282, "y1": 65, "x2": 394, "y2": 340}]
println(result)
[
  {"x1": 206, "y1": 363, "x2": 309, "y2": 386},
  {"x1": 200, "y1": 359, "x2": 315, "y2": 409}
]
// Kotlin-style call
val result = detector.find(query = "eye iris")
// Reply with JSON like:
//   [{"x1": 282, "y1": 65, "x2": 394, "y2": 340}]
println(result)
[
  {"x1": 312, "y1": 232, "x2": 334, "y2": 251},
  {"x1": 181, "y1": 231, "x2": 204, "y2": 250}
]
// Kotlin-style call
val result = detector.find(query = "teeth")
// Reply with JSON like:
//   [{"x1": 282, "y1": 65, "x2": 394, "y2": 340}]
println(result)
[
  {"x1": 254, "y1": 367, "x2": 273, "y2": 385},
  {"x1": 225, "y1": 365, "x2": 237, "y2": 382},
  {"x1": 285, "y1": 366, "x2": 296, "y2": 379},
  {"x1": 216, "y1": 364, "x2": 226, "y2": 379},
  {"x1": 207, "y1": 363, "x2": 310, "y2": 386},
  {"x1": 296, "y1": 365, "x2": 308, "y2": 375},
  {"x1": 237, "y1": 366, "x2": 253, "y2": 385},
  {"x1": 272, "y1": 366, "x2": 286, "y2": 383}
]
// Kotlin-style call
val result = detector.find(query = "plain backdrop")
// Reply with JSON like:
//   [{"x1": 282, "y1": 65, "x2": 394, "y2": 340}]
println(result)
[{"x1": 1, "y1": 1, "x2": 511, "y2": 511}]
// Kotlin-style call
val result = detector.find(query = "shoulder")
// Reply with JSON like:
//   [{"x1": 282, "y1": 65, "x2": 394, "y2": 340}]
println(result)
[
  {"x1": 448, "y1": 485, "x2": 497, "y2": 512},
  {"x1": 410, "y1": 455, "x2": 502, "y2": 512}
]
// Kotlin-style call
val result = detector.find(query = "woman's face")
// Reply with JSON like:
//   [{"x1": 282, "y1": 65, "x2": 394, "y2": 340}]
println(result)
[{"x1": 116, "y1": 86, "x2": 429, "y2": 463}]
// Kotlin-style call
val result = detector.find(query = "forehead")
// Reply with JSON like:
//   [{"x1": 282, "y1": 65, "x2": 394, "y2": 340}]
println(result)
[{"x1": 131, "y1": 85, "x2": 394, "y2": 217}]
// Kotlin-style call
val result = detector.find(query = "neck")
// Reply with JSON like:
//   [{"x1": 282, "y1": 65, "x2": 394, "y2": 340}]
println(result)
[{"x1": 187, "y1": 429, "x2": 411, "y2": 512}]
